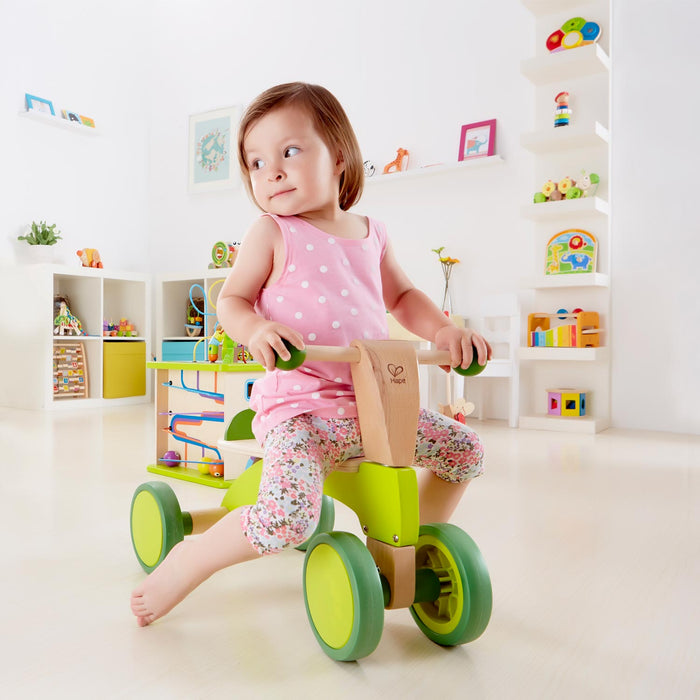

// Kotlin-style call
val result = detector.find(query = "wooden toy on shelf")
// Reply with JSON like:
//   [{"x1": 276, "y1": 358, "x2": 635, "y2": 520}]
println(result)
[
  {"x1": 547, "y1": 389, "x2": 586, "y2": 417},
  {"x1": 545, "y1": 229, "x2": 597, "y2": 276},
  {"x1": 546, "y1": 17, "x2": 601, "y2": 53},
  {"x1": 53, "y1": 301, "x2": 86, "y2": 336},
  {"x1": 76, "y1": 248, "x2": 103, "y2": 268},
  {"x1": 554, "y1": 91, "x2": 572, "y2": 127},
  {"x1": 383, "y1": 147, "x2": 410, "y2": 174},
  {"x1": 527, "y1": 310, "x2": 601, "y2": 348},
  {"x1": 53, "y1": 342, "x2": 88, "y2": 398},
  {"x1": 209, "y1": 241, "x2": 240, "y2": 269},
  {"x1": 533, "y1": 172, "x2": 598, "y2": 203}
]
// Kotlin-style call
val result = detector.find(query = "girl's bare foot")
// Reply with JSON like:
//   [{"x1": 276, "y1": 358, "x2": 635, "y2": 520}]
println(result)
[
  {"x1": 130, "y1": 508, "x2": 260, "y2": 626},
  {"x1": 130, "y1": 540, "x2": 212, "y2": 626}
]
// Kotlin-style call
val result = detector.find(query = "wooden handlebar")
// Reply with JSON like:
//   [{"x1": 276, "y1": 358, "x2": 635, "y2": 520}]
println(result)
[{"x1": 277, "y1": 340, "x2": 486, "y2": 376}]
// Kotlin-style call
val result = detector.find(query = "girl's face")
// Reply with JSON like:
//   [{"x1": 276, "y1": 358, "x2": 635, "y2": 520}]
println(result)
[{"x1": 243, "y1": 105, "x2": 344, "y2": 217}]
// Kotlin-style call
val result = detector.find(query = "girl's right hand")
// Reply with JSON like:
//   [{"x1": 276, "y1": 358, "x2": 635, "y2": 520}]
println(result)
[{"x1": 247, "y1": 321, "x2": 305, "y2": 371}]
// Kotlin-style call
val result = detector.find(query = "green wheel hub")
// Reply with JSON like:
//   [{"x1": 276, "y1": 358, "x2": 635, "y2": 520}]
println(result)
[
  {"x1": 130, "y1": 481, "x2": 185, "y2": 573},
  {"x1": 410, "y1": 523, "x2": 492, "y2": 646},
  {"x1": 303, "y1": 532, "x2": 384, "y2": 661}
]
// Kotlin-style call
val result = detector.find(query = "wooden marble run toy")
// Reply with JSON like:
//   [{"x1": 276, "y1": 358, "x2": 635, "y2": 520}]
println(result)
[
  {"x1": 547, "y1": 389, "x2": 586, "y2": 417},
  {"x1": 130, "y1": 340, "x2": 492, "y2": 661},
  {"x1": 527, "y1": 310, "x2": 601, "y2": 348}
]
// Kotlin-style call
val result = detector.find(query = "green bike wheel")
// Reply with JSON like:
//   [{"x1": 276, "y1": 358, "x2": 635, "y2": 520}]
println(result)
[
  {"x1": 296, "y1": 495, "x2": 335, "y2": 552},
  {"x1": 303, "y1": 532, "x2": 384, "y2": 661},
  {"x1": 410, "y1": 523, "x2": 492, "y2": 646},
  {"x1": 130, "y1": 481, "x2": 185, "y2": 573}
]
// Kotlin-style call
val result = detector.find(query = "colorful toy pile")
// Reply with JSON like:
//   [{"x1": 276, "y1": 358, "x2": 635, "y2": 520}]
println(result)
[
  {"x1": 104, "y1": 318, "x2": 138, "y2": 337},
  {"x1": 547, "y1": 17, "x2": 601, "y2": 53},
  {"x1": 527, "y1": 310, "x2": 601, "y2": 348},
  {"x1": 534, "y1": 171, "x2": 599, "y2": 203}
]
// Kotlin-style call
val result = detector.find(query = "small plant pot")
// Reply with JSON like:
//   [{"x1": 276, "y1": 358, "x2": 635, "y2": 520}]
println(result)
[{"x1": 17, "y1": 244, "x2": 57, "y2": 265}]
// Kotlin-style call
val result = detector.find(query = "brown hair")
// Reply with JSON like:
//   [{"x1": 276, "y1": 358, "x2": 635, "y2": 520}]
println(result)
[{"x1": 237, "y1": 82, "x2": 364, "y2": 211}]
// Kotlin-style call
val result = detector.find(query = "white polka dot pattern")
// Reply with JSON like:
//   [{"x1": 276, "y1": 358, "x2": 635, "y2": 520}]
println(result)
[{"x1": 250, "y1": 214, "x2": 390, "y2": 442}]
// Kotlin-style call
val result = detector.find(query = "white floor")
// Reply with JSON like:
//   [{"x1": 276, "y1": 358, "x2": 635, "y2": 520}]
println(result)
[{"x1": 1, "y1": 403, "x2": 699, "y2": 699}]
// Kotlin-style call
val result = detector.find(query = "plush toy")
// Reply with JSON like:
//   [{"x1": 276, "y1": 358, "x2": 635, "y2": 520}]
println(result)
[{"x1": 77, "y1": 248, "x2": 103, "y2": 268}]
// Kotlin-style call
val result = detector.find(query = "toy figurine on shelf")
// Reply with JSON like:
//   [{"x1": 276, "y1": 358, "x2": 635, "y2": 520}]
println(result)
[
  {"x1": 209, "y1": 241, "x2": 240, "y2": 269},
  {"x1": 76, "y1": 248, "x2": 103, "y2": 268},
  {"x1": 383, "y1": 147, "x2": 410, "y2": 174},
  {"x1": 533, "y1": 172, "x2": 599, "y2": 203},
  {"x1": 554, "y1": 91, "x2": 572, "y2": 127},
  {"x1": 208, "y1": 324, "x2": 226, "y2": 362},
  {"x1": 54, "y1": 301, "x2": 86, "y2": 336}
]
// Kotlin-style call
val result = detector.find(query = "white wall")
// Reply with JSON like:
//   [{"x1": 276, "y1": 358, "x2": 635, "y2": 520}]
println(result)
[
  {"x1": 146, "y1": 0, "x2": 533, "y2": 313},
  {"x1": 611, "y1": 0, "x2": 700, "y2": 434},
  {"x1": 3, "y1": 0, "x2": 699, "y2": 434},
  {"x1": 0, "y1": 1, "x2": 153, "y2": 271}
]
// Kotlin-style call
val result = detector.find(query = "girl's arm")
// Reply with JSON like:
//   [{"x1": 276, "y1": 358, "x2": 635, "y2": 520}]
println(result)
[
  {"x1": 216, "y1": 216, "x2": 305, "y2": 370},
  {"x1": 380, "y1": 239, "x2": 492, "y2": 370}
]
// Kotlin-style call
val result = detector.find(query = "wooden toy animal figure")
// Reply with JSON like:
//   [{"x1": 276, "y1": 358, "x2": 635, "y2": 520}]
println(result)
[
  {"x1": 77, "y1": 248, "x2": 103, "y2": 268},
  {"x1": 383, "y1": 148, "x2": 410, "y2": 174}
]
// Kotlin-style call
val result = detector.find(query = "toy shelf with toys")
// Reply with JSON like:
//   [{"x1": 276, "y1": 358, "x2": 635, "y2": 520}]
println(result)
[
  {"x1": 0, "y1": 264, "x2": 151, "y2": 410},
  {"x1": 518, "y1": 1, "x2": 611, "y2": 433}
]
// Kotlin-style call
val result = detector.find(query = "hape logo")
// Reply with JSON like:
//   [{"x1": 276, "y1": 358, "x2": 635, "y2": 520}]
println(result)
[{"x1": 387, "y1": 364, "x2": 406, "y2": 384}]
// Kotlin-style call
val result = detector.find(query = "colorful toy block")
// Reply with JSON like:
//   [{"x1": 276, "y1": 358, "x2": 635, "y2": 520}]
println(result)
[{"x1": 547, "y1": 389, "x2": 586, "y2": 417}]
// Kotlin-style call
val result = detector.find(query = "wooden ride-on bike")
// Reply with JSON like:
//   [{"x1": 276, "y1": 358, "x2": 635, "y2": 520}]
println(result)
[{"x1": 130, "y1": 340, "x2": 492, "y2": 661}]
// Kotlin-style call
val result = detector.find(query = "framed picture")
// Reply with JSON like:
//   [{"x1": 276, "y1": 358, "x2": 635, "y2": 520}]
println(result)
[
  {"x1": 458, "y1": 119, "x2": 497, "y2": 161},
  {"x1": 188, "y1": 105, "x2": 242, "y2": 193},
  {"x1": 25, "y1": 93, "x2": 55, "y2": 116}
]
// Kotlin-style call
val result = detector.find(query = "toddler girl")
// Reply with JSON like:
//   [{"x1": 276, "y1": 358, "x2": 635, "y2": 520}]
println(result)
[{"x1": 131, "y1": 82, "x2": 491, "y2": 626}]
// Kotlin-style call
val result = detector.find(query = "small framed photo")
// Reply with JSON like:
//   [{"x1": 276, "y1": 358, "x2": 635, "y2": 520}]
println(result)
[
  {"x1": 188, "y1": 105, "x2": 242, "y2": 193},
  {"x1": 458, "y1": 119, "x2": 497, "y2": 161},
  {"x1": 25, "y1": 93, "x2": 55, "y2": 116}
]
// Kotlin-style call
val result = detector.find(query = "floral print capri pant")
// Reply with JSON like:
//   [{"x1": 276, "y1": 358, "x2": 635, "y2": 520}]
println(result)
[{"x1": 239, "y1": 408, "x2": 484, "y2": 555}]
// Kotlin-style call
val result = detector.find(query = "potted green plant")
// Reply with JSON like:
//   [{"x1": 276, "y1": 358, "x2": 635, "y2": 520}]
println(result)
[{"x1": 17, "y1": 221, "x2": 63, "y2": 263}]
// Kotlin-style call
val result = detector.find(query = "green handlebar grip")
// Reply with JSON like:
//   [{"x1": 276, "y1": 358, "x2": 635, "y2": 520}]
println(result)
[
  {"x1": 452, "y1": 352, "x2": 488, "y2": 377},
  {"x1": 275, "y1": 339, "x2": 307, "y2": 371}
]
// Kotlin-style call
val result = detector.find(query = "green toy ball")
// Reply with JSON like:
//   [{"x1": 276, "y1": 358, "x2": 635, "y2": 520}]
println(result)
[
  {"x1": 275, "y1": 339, "x2": 307, "y2": 371},
  {"x1": 453, "y1": 353, "x2": 488, "y2": 377}
]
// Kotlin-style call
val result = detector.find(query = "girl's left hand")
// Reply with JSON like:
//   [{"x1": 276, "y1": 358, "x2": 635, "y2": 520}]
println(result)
[{"x1": 434, "y1": 325, "x2": 492, "y2": 373}]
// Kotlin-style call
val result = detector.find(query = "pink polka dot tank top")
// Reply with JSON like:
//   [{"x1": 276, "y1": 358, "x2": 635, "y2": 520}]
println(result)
[{"x1": 250, "y1": 214, "x2": 389, "y2": 442}]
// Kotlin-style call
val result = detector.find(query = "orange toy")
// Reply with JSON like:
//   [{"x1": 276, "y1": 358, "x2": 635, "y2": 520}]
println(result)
[
  {"x1": 383, "y1": 148, "x2": 410, "y2": 174},
  {"x1": 77, "y1": 248, "x2": 103, "y2": 268}
]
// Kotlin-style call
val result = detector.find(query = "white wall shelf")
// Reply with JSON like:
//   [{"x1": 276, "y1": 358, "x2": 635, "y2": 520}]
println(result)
[
  {"x1": 521, "y1": 196, "x2": 609, "y2": 220},
  {"x1": 528, "y1": 272, "x2": 610, "y2": 289},
  {"x1": 519, "y1": 346, "x2": 608, "y2": 362},
  {"x1": 522, "y1": 0, "x2": 586, "y2": 15},
  {"x1": 18, "y1": 110, "x2": 100, "y2": 135},
  {"x1": 365, "y1": 156, "x2": 504, "y2": 185},
  {"x1": 519, "y1": 414, "x2": 610, "y2": 433},
  {"x1": 521, "y1": 121, "x2": 609, "y2": 153},
  {"x1": 521, "y1": 44, "x2": 610, "y2": 84}
]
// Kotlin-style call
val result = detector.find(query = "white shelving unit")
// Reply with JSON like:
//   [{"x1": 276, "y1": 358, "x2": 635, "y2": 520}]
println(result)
[
  {"x1": 155, "y1": 268, "x2": 229, "y2": 361},
  {"x1": 0, "y1": 264, "x2": 150, "y2": 410},
  {"x1": 519, "y1": 1, "x2": 611, "y2": 433}
]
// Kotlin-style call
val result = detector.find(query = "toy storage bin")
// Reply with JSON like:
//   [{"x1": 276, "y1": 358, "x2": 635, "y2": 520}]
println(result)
[
  {"x1": 161, "y1": 340, "x2": 208, "y2": 362},
  {"x1": 103, "y1": 340, "x2": 146, "y2": 398}
]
